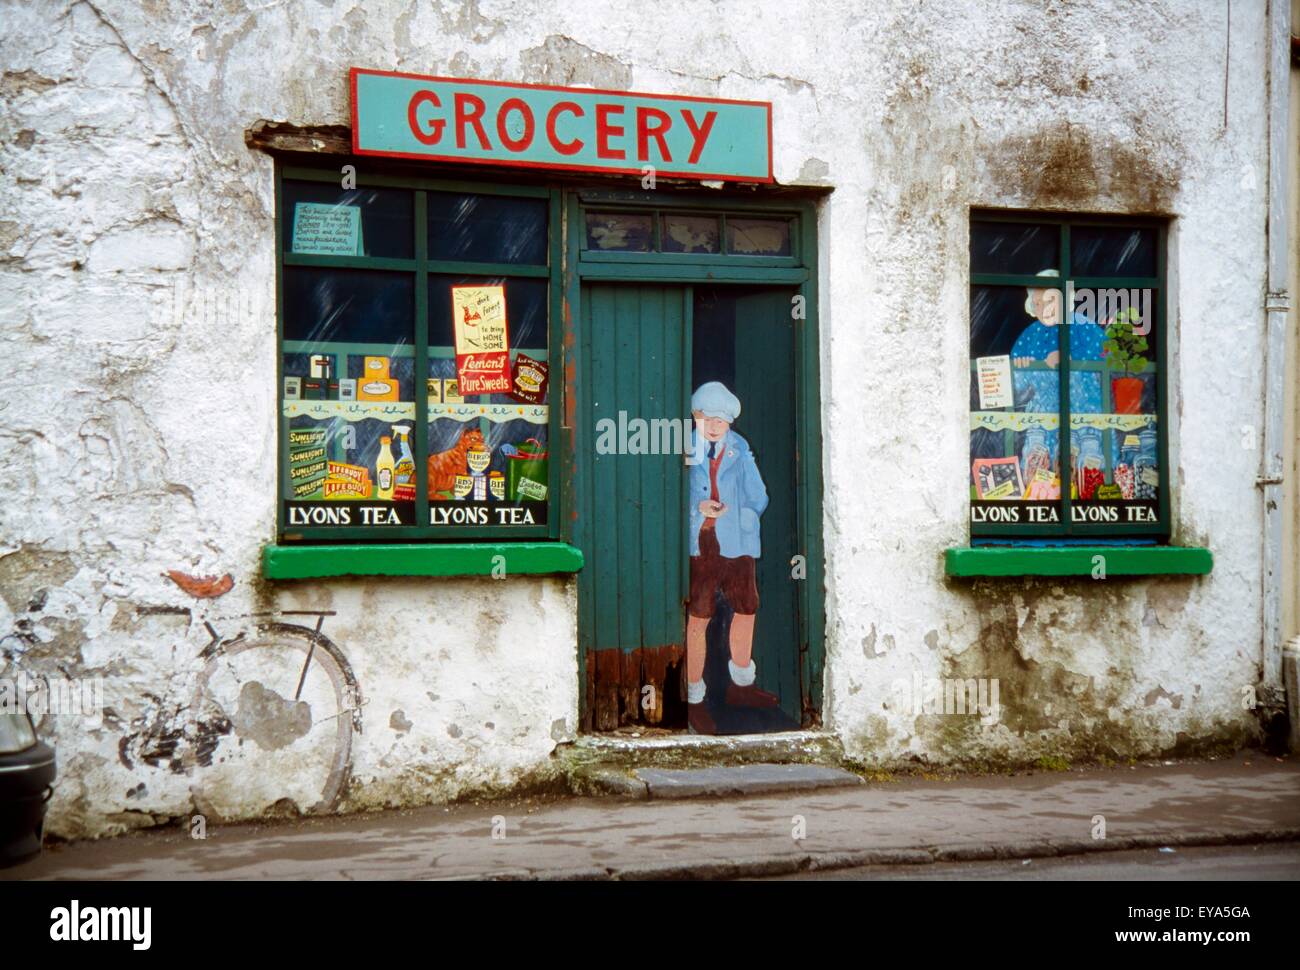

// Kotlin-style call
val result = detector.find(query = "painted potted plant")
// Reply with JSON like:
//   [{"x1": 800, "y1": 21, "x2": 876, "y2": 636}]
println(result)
[{"x1": 1103, "y1": 307, "x2": 1149, "y2": 415}]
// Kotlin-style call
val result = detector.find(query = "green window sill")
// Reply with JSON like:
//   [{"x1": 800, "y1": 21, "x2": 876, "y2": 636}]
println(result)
[
  {"x1": 262, "y1": 542, "x2": 584, "y2": 580},
  {"x1": 945, "y1": 545, "x2": 1212, "y2": 578}
]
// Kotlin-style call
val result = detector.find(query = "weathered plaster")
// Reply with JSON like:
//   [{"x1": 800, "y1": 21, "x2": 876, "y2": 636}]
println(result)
[{"x1": 0, "y1": 0, "x2": 1271, "y2": 836}]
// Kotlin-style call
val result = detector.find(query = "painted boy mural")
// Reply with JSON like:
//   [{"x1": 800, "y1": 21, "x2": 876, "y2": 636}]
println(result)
[{"x1": 685, "y1": 381, "x2": 776, "y2": 735}]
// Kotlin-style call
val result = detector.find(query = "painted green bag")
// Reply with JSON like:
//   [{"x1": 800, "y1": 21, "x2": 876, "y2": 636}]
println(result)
[{"x1": 507, "y1": 438, "x2": 548, "y2": 501}]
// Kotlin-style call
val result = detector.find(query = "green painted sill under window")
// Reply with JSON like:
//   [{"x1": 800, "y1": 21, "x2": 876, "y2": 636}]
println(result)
[
  {"x1": 262, "y1": 543, "x2": 584, "y2": 580},
  {"x1": 945, "y1": 545, "x2": 1212, "y2": 578}
]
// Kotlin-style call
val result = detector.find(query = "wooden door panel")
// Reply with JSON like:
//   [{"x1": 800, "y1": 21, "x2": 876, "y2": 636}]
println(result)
[{"x1": 578, "y1": 284, "x2": 687, "y2": 730}]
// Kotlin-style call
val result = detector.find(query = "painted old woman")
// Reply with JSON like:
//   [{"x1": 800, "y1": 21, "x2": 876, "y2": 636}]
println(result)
[{"x1": 1012, "y1": 269, "x2": 1106, "y2": 472}]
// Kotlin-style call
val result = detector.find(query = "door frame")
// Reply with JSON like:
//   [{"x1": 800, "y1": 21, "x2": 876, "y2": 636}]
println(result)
[{"x1": 562, "y1": 187, "x2": 826, "y2": 730}]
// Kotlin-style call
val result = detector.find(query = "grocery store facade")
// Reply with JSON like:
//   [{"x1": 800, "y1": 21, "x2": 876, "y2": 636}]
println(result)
[{"x1": 1, "y1": 0, "x2": 1297, "y2": 837}]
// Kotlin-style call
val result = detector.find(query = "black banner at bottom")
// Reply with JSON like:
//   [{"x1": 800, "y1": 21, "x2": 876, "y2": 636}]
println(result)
[{"x1": 0, "y1": 876, "x2": 1287, "y2": 956}]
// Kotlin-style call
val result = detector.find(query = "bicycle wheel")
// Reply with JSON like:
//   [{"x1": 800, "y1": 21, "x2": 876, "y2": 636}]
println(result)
[{"x1": 190, "y1": 621, "x2": 362, "y2": 816}]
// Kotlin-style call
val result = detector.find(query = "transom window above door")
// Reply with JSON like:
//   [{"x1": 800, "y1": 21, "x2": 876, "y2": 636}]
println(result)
[{"x1": 582, "y1": 209, "x2": 796, "y2": 258}]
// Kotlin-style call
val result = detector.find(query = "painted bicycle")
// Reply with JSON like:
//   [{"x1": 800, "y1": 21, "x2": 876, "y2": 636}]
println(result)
[{"x1": 116, "y1": 609, "x2": 364, "y2": 817}]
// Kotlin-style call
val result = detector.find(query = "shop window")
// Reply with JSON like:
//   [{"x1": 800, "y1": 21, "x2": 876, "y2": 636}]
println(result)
[
  {"x1": 277, "y1": 168, "x2": 556, "y2": 541},
  {"x1": 968, "y1": 214, "x2": 1167, "y2": 538},
  {"x1": 426, "y1": 192, "x2": 548, "y2": 264}
]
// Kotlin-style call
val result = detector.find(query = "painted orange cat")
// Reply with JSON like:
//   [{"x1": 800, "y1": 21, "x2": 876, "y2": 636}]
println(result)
[{"x1": 427, "y1": 427, "x2": 486, "y2": 498}]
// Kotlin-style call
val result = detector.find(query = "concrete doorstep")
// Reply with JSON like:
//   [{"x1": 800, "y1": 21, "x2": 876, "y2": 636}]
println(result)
[{"x1": 563, "y1": 729, "x2": 858, "y2": 799}]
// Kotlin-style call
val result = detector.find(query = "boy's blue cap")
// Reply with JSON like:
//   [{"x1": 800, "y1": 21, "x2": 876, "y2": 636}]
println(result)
[{"x1": 691, "y1": 382, "x2": 741, "y2": 422}]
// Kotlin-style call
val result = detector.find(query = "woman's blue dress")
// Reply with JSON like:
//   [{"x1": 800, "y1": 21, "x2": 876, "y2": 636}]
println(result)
[{"x1": 1010, "y1": 312, "x2": 1107, "y2": 473}]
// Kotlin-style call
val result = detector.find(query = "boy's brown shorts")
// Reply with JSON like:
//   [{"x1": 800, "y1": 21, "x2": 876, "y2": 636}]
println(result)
[{"x1": 688, "y1": 527, "x2": 759, "y2": 618}]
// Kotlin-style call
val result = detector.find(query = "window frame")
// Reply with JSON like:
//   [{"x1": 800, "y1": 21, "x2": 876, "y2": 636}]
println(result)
[
  {"x1": 968, "y1": 209, "x2": 1170, "y2": 540},
  {"x1": 274, "y1": 162, "x2": 564, "y2": 543}
]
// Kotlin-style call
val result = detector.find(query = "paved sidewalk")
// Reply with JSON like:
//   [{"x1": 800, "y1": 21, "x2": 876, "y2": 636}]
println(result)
[{"x1": 7, "y1": 752, "x2": 1299, "y2": 881}]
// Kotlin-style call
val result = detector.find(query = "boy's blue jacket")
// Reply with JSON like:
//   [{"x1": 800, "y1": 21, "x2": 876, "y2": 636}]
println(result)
[{"x1": 688, "y1": 429, "x2": 768, "y2": 558}]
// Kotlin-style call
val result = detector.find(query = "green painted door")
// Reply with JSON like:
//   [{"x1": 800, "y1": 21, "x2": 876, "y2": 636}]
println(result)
[{"x1": 576, "y1": 284, "x2": 689, "y2": 731}]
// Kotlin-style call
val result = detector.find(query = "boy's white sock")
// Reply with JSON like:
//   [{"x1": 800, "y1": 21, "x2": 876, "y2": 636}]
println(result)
[
  {"x1": 686, "y1": 678, "x2": 707, "y2": 704},
  {"x1": 728, "y1": 659, "x2": 757, "y2": 686}
]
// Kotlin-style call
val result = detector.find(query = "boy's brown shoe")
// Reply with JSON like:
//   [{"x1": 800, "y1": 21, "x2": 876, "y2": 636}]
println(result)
[
  {"x1": 687, "y1": 702, "x2": 717, "y2": 735},
  {"x1": 725, "y1": 683, "x2": 780, "y2": 708}
]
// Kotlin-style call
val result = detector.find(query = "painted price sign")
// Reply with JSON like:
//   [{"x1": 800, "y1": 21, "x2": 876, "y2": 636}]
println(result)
[{"x1": 351, "y1": 68, "x2": 773, "y2": 183}]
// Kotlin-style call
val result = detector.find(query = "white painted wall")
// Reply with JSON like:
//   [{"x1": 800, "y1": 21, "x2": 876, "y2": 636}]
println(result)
[
  {"x1": 1284, "y1": 0, "x2": 1299, "y2": 646},
  {"x1": 0, "y1": 0, "x2": 1272, "y2": 837}
]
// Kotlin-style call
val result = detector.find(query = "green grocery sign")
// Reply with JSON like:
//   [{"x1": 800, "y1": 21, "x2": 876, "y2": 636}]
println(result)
[{"x1": 350, "y1": 68, "x2": 773, "y2": 183}]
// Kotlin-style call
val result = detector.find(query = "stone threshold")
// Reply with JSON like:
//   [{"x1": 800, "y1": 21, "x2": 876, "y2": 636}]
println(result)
[{"x1": 560, "y1": 730, "x2": 853, "y2": 799}]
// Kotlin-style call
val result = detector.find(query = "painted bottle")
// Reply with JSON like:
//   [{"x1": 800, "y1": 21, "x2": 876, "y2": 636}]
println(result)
[
  {"x1": 1021, "y1": 426, "x2": 1052, "y2": 485},
  {"x1": 1115, "y1": 432, "x2": 1140, "y2": 500},
  {"x1": 391, "y1": 424, "x2": 415, "y2": 488},
  {"x1": 1075, "y1": 428, "x2": 1104, "y2": 500},
  {"x1": 376, "y1": 435, "x2": 396, "y2": 500},
  {"x1": 1134, "y1": 426, "x2": 1159, "y2": 500}
]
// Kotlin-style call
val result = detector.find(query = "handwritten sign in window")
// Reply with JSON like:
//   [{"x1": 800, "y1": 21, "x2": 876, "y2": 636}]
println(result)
[
  {"x1": 292, "y1": 203, "x2": 362, "y2": 256},
  {"x1": 976, "y1": 355, "x2": 1013, "y2": 410}
]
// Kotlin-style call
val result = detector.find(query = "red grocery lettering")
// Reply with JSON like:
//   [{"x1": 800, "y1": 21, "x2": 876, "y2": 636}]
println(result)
[
  {"x1": 546, "y1": 101, "x2": 584, "y2": 155},
  {"x1": 454, "y1": 93, "x2": 490, "y2": 149},
  {"x1": 595, "y1": 103, "x2": 625, "y2": 159},
  {"x1": 407, "y1": 90, "x2": 444, "y2": 145},
  {"x1": 636, "y1": 106, "x2": 673, "y2": 163},
  {"x1": 682, "y1": 109, "x2": 717, "y2": 164},
  {"x1": 496, "y1": 97, "x2": 535, "y2": 152}
]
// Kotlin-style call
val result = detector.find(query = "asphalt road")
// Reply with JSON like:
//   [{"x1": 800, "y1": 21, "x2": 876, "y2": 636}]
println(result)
[{"x1": 759, "y1": 842, "x2": 1300, "y2": 880}]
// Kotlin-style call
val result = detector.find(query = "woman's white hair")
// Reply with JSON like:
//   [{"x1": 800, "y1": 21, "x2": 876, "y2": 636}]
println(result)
[{"x1": 1024, "y1": 268, "x2": 1061, "y2": 318}]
